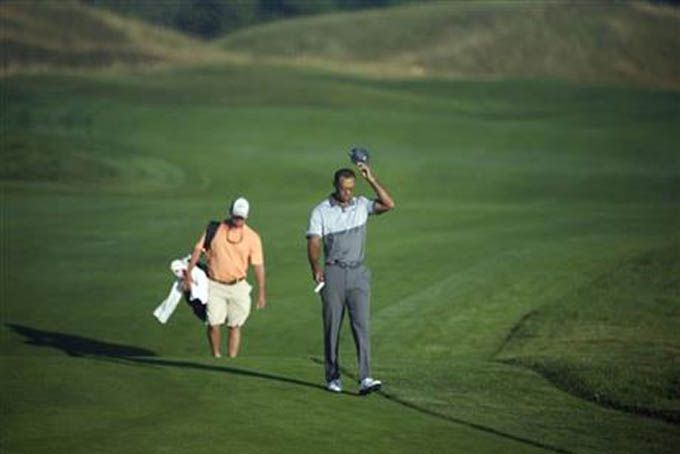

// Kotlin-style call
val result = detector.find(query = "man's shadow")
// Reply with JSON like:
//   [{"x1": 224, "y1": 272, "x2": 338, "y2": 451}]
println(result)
[
  {"x1": 6, "y1": 323, "x2": 157, "y2": 358},
  {"x1": 5, "y1": 323, "x2": 325, "y2": 392},
  {"x1": 5, "y1": 324, "x2": 580, "y2": 453}
]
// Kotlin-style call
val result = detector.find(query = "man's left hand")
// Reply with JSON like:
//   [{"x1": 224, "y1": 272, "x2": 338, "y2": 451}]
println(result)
[
  {"x1": 256, "y1": 293, "x2": 266, "y2": 309},
  {"x1": 181, "y1": 270, "x2": 192, "y2": 291},
  {"x1": 357, "y1": 162, "x2": 374, "y2": 182}
]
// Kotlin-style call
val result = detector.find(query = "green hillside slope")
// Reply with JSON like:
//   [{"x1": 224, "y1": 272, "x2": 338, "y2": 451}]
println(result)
[
  {"x1": 1, "y1": 0, "x2": 233, "y2": 75},
  {"x1": 220, "y1": 0, "x2": 680, "y2": 88},
  {"x1": 498, "y1": 245, "x2": 680, "y2": 422}
]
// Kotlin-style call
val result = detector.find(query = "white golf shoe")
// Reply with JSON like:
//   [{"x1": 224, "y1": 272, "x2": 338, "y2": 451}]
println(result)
[
  {"x1": 326, "y1": 379, "x2": 342, "y2": 393},
  {"x1": 359, "y1": 377, "x2": 382, "y2": 395}
]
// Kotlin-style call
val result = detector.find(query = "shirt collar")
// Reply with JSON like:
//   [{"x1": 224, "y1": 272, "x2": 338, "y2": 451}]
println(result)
[{"x1": 329, "y1": 193, "x2": 356, "y2": 208}]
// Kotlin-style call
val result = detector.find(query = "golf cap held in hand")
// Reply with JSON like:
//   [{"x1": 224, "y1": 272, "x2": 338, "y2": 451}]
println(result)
[
  {"x1": 349, "y1": 147, "x2": 370, "y2": 165},
  {"x1": 230, "y1": 197, "x2": 250, "y2": 219}
]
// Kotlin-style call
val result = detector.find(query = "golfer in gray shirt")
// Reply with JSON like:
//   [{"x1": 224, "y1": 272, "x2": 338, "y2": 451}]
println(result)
[{"x1": 306, "y1": 162, "x2": 395, "y2": 394}]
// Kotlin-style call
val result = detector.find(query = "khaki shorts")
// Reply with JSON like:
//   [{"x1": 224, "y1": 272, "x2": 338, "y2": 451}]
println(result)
[{"x1": 207, "y1": 279, "x2": 252, "y2": 327}]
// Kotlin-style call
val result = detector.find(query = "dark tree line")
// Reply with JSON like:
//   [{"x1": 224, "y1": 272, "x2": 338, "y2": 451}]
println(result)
[
  {"x1": 87, "y1": 0, "x2": 680, "y2": 39},
  {"x1": 89, "y1": 0, "x2": 432, "y2": 39}
]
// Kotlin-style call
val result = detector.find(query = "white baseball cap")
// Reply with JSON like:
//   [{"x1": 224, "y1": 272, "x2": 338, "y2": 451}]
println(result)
[{"x1": 230, "y1": 197, "x2": 250, "y2": 219}]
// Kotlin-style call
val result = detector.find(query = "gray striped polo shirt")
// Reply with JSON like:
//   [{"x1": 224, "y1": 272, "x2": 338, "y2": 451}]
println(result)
[{"x1": 306, "y1": 195, "x2": 375, "y2": 264}]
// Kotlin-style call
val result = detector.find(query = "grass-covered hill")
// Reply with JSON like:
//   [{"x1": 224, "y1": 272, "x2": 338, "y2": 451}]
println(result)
[
  {"x1": 2, "y1": 2, "x2": 679, "y2": 454},
  {"x1": 6, "y1": 1, "x2": 680, "y2": 88},
  {"x1": 0, "y1": 0, "x2": 232, "y2": 76},
  {"x1": 220, "y1": 0, "x2": 680, "y2": 88}
]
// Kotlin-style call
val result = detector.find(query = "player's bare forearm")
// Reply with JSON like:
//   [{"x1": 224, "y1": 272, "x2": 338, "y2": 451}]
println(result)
[{"x1": 307, "y1": 237, "x2": 324, "y2": 282}]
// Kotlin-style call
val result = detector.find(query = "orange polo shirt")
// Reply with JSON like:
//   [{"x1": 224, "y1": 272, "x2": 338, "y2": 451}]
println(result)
[{"x1": 206, "y1": 222, "x2": 263, "y2": 282}]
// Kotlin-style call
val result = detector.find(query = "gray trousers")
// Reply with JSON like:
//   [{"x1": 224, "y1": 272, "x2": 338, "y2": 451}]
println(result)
[{"x1": 321, "y1": 264, "x2": 372, "y2": 382}]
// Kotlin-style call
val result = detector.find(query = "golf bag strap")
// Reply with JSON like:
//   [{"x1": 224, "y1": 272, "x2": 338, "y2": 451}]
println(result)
[{"x1": 203, "y1": 220, "x2": 220, "y2": 251}]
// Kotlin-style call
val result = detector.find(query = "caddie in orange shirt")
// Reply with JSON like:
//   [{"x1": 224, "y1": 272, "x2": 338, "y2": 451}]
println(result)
[{"x1": 185, "y1": 197, "x2": 266, "y2": 358}]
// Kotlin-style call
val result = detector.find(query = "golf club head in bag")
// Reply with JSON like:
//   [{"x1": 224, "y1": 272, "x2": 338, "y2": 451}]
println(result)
[{"x1": 349, "y1": 147, "x2": 370, "y2": 166}]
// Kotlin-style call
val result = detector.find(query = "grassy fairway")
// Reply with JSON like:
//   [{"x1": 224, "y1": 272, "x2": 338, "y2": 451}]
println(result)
[{"x1": 2, "y1": 62, "x2": 679, "y2": 454}]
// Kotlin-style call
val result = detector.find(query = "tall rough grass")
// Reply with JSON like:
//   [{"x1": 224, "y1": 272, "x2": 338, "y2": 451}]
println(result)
[
  {"x1": 1, "y1": 0, "x2": 236, "y2": 76},
  {"x1": 220, "y1": 0, "x2": 680, "y2": 88}
]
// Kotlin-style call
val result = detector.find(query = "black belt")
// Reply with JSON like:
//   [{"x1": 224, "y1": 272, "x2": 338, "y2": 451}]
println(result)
[
  {"x1": 211, "y1": 277, "x2": 245, "y2": 285},
  {"x1": 326, "y1": 260, "x2": 362, "y2": 269}
]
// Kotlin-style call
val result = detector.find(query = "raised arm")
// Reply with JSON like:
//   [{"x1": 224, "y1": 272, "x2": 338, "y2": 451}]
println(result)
[{"x1": 357, "y1": 162, "x2": 395, "y2": 214}]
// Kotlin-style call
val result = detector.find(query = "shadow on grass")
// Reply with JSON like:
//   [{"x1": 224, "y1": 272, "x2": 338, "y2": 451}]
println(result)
[
  {"x1": 6, "y1": 323, "x2": 576, "y2": 452},
  {"x1": 6, "y1": 323, "x2": 157, "y2": 358},
  {"x1": 379, "y1": 390, "x2": 576, "y2": 454},
  {"x1": 5, "y1": 323, "x2": 325, "y2": 392},
  {"x1": 127, "y1": 357, "x2": 327, "y2": 392},
  {"x1": 310, "y1": 358, "x2": 576, "y2": 454}
]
